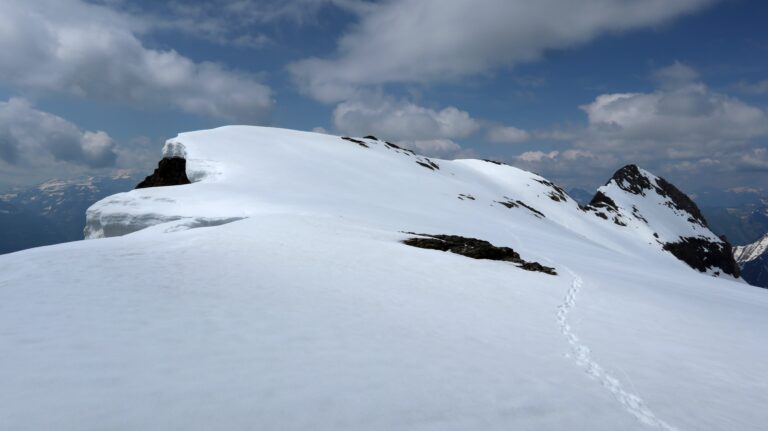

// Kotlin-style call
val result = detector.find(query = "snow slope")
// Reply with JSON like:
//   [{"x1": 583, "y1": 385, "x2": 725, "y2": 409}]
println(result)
[
  {"x1": 589, "y1": 166, "x2": 718, "y2": 244},
  {"x1": 1, "y1": 126, "x2": 766, "y2": 430}
]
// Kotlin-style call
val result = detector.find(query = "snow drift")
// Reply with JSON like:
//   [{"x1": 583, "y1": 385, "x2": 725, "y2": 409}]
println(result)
[
  {"x1": 1, "y1": 126, "x2": 766, "y2": 431},
  {"x1": 85, "y1": 126, "x2": 737, "y2": 278}
]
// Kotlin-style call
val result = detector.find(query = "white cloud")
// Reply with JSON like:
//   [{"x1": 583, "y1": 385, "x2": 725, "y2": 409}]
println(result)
[
  {"x1": 0, "y1": 0, "x2": 273, "y2": 123},
  {"x1": 487, "y1": 126, "x2": 530, "y2": 144},
  {"x1": 123, "y1": 0, "x2": 372, "y2": 50},
  {"x1": 289, "y1": 0, "x2": 717, "y2": 102},
  {"x1": 578, "y1": 81, "x2": 768, "y2": 158},
  {"x1": 516, "y1": 63, "x2": 768, "y2": 187},
  {"x1": 737, "y1": 148, "x2": 768, "y2": 171},
  {"x1": 517, "y1": 151, "x2": 560, "y2": 163},
  {"x1": 727, "y1": 186, "x2": 762, "y2": 194},
  {"x1": 652, "y1": 61, "x2": 700, "y2": 90},
  {"x1": 399, "y1": 139, "x2": 463, "y2": 158},
  {"x1": 161, "y1": 0, "x2": 371, "y2": 27},
  {"x1": 735, "y1": 79, "x2": 768, "y2": 95},
  {"x1": 329, "y1": 94, "x2": 479, "y2": 158},
  {"x1": 513, "y1": 149, "x2": 620, "y2": 188},
  {"x1": 332, "y1": 96, "x2": 480, "y2": 141},
  {"x1": 0, "y1": 98, "x2": 117, "y2": 168}
]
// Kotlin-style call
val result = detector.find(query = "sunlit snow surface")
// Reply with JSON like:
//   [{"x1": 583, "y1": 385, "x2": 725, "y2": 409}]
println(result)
[
  {"x1": 735, "y1": 233, "x2": 768, "y2": 263},
  {"x1": 1, "y1": 126, "x2": 767, "y2": 430}
]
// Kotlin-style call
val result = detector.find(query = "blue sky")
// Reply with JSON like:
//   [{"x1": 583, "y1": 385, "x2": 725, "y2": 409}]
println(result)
[{"x1": 1, "y1": 0, "x2": 767, "y2": 193}]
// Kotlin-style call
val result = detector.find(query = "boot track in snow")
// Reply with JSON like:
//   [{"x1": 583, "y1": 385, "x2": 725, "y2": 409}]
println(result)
[{"x1": 557, "y1": 269, "x2": 679, "y2": 431}]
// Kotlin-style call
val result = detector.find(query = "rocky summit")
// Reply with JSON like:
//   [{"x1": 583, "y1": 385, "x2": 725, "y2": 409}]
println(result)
[
  {"x1": 136, "y1": 157, "x2": 191, "y2": 189},
  {"x1": 586, "y1": 164, "x2": 740, "y2": 277}
]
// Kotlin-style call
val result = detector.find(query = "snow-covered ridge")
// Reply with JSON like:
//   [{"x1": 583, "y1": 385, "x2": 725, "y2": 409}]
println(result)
[
  {"x1": 735, "y1": 233, "x2": 768, "y2": 263},
  {"x1": 85, "y1": 126, "x2": 736, "y2": 277},
  {"x1": 5, "y1": 126, "x2": 768, "y2": 430},
  {"x1": 587, "y1": 165, "x2": 719, "y2": 244},
  {"x1": 585, "y1": 164, "x2": 739, "y2": 277},
  {"x1": 86, "y1": 126, "x2": 598, "y2": 242}
]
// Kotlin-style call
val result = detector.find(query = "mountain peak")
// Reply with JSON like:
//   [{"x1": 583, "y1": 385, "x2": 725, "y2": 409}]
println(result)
[
  {"x1": 607, "y1": 164, "x2": 651, "y2": 195},
  {"x1": 588, "y1": 164, "x2": 739, "y2": 277},
  {"x1": 604, "y1": 164, "x2": 707, "y2": 227}
]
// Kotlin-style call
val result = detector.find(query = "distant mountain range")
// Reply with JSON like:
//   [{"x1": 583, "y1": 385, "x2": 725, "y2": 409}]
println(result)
[
  {"x1": 700, "y1": 202, "x2": 768, "y2": 247},
  {"x1": 572, "y1": 187, "x2": 768, "y2": 248},
  {"x1": 0, "y1": 200, "x2": 66, "y2": 254},
  {"x1": 0, "y1": 171, "x2": 141, "y2": 254},
  {"x1": 734, "y1": 234, "x2": 768, "y2": 288}
]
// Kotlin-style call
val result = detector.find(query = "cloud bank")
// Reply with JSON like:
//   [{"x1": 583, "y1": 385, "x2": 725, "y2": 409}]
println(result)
[
  {"x1": 290, "y1": 0, "x2": 716, "y2": 102},
  {"x1": 331, "y1": 95, "x2": 481, "y2": 157},
  {"x1": 0, "y1": 0, "x2": 273, "y2": 123},
  {"x1": 0, "y1": 98, "x2": 117, "y2": 168},
  {"x1": 516, "y1": 63, "x2": 768, "y2": 186}
]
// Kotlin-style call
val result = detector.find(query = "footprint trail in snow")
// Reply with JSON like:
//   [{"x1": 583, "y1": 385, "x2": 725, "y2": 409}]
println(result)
[{"x1": 557, "y1": 269, "x2": 680, "y2": 431}]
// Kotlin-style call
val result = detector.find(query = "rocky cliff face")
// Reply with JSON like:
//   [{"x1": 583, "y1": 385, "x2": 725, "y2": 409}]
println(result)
[
  {"x1": 587, "y1": 165, "x2": 740, "y2": 278},
  {"x1": 136, "y1": 157, "x2": 191, "y2": 189}
]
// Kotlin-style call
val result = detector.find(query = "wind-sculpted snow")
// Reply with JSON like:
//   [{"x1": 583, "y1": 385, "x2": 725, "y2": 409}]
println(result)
[
  {"x1": 85, "y1": 127, "x2": 730, "y2": 279},
  {"x1": 3, "y1": 213, "x2": 768, "y2": 430},
  {"x1": 3, "y1": 126, "x2": 767, "y2": 430},
  {"x1": 162, "y1": 140, "x2": 188, "y2": 159}
]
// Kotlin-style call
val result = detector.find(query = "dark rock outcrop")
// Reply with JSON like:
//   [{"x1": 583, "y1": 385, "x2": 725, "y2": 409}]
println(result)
[
  {"x1": 402, "y1": 233, "x2": 557, "y2": 275},
  {"x1": 664, "y1": 238, "x2": 740, "y2": 277},
  {"x1": 653, "y1": 176, "x2": 707, "y2": 226},
  {"x1": 383, "y1": 141, "x2": 416, "y2": 155},
  {"x1": 136, "y1": 157, "x2": 191, "y2": 189},
  {"x1": 415, "y1": 157, "x2": 440, "y2": 171},
  {"x1": 341, "y1": 137, "x2": 369, "y2": 148},
  {"x1": 516, "y1": 201, "x2": 545, "y2": 218},
  {"x1": 610, "y1": 164, "x2": 653, "y2": 195},
  {"x1": 495, "y1": 198, "x2": 546, "y2": 218},
  {"x1": 533, "y1": 178, "x2": 568, "y2": 203},
  {"x1": 588, "y1": 191, "x2": 619, "y2": 212}
]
